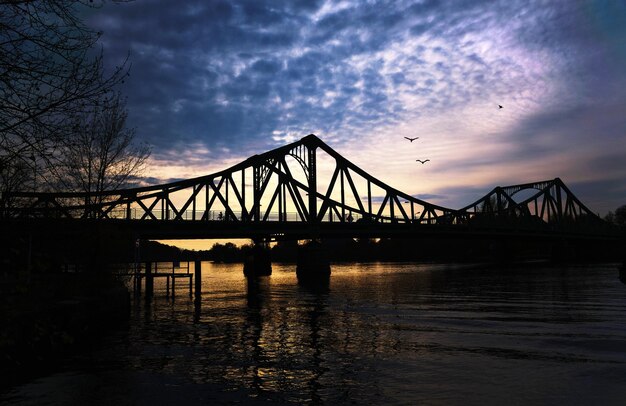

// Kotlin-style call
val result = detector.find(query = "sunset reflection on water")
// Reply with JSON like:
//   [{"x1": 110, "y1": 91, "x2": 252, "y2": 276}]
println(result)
[{"x1": 3, "y1": 262, "x2": 626, "y2": 405}]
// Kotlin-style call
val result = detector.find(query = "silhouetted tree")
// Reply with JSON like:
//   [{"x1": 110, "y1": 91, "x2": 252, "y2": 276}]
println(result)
[
  {"x1": 604, "y1": 205, "x2": 626, "y2": 227},
  {"x1": 0, "y1": 0, "x2": 129, "y2": 193},
  {"x1": 480, "y1": 194, "x2": 510, "y2": 214},
  {"x1": 480, "y1": 195, "x2": 495, "y2": 213},
  {"x1": 211, "y1": 242, "x2": 246, "y2": 263},
  {"x1": 0, "y1": 156, "x2": 31, "y2": 212},
  {"x1": 614, "y1": 205, "x2": 626, "y2": 227},
  {"x1": 54, "y1": 93, "x2": 150, "y2": 208}
]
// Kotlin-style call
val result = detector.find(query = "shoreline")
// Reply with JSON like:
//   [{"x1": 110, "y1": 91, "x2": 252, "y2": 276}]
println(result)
[{"x1": 1, "y1": 274, "x2": 130, "y2": 391}]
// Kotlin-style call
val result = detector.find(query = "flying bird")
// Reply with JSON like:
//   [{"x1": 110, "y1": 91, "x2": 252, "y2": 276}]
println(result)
[
  {"x1": 404, "y1": 136, "x2": 419, "y2": 142},
  {"x1": 416, "y1": 159, "x2": 430, "y2": 164},
  {"x1": 498, "y1": 104, "x2": 503, "y2": 109}
]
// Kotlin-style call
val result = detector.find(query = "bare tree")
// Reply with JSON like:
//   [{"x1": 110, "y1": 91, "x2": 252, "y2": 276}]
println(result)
[
  {"x1": 604, "y1": 211, "x2": 615, "y2": 224},
  {"x1": 613, "y1": 205, "x2": 626, "y2": 227},
  {"x1": 0, "y1": 0, "x2": 129, "y2": 192},
  {"x1": 480, "y1": 195, "x2": 507, "y2": 213},
  {"x1": 0, "y1": 155, "x2": 32, "y2": 214},
  {"x1": 57, "y1": 93, "x2": 150, "y2": 209},
  {"x1": 604, "y1": 206, "x2": 626, "y2": 227}
]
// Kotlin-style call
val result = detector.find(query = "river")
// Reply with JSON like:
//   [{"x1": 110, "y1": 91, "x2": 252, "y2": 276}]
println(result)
[{"x1": 2, "y1": 262, "x2": 626, "y2": 405}]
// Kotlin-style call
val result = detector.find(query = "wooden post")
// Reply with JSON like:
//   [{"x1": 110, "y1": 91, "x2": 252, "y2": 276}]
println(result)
[
  {"x1": 166, "y1": 275, "x2": 170, "y2": 297},
  {"x1": 172, "y1": 274, "x2": 176, "y2": 297},
  {"x1": 194, "y1": 260, "x2": 202, "y2": 299},
  {"x1": 189, "y1": 274, "x2": 193, "y2": 297},
  {"x1": 135, "y1": 263, "x2": 142, "y2": 296},
  {"x1": 145, "y1": 261, "x2": 153, "y2": 298}
]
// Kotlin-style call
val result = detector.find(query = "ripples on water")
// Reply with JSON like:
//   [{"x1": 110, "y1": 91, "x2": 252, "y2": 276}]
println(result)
[{"x1": 3, "y1": 262, "x2": 626, "y2": 405}]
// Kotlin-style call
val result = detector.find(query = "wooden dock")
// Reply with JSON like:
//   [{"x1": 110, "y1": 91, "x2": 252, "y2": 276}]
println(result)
[{"x1": 133, "y1": 261, "x2": 199, "y2": 298}]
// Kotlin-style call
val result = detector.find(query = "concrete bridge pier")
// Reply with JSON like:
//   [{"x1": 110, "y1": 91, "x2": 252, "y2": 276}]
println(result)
[
  {"x1": 243, "y1": 240, "x2": 272, "y2": 277},
  {"x1": 296, "y1": 240, "x2": 331, "y2": 283}
]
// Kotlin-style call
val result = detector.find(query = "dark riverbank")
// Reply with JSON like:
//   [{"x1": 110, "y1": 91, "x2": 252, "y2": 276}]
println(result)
[
  {"x1": 145, "y1": 237, "x2": 623, "y2": 264},
  {"x1": 0, "y1": 273, "x2": 130, "y2": 390}
]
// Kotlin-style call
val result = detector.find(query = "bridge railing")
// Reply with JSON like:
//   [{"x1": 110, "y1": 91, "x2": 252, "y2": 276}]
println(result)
[
  {"x1": 2, "y1": 198, "x2": 617, "y2": 237},
  {"x1": 1, "y1": 202, "x2": 449, "y2": 225}
]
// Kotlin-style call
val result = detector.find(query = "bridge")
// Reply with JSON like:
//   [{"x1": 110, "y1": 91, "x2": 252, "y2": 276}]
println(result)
[{"x1": 0, "y1": 134, "x2": 619, "y2": 243}]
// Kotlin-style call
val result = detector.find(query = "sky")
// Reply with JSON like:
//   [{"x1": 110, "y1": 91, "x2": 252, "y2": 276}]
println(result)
[{"x1": 87, "y1": 0, "x2": 626, "y2": 228}]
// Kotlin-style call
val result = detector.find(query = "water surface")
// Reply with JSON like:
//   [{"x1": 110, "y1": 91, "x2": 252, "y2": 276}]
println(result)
[{"x1": 3, "y1": 262, "x2": 626, "y2": 405}]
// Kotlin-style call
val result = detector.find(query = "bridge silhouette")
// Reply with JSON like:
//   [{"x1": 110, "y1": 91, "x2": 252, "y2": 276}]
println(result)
[{"x1": 0, "y1": 134, "x2": 617, "y2": 243}]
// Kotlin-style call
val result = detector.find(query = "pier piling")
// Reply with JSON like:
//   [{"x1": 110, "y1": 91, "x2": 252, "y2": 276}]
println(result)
[
  {"x1": 145, "y1": 261, "x2": 153, "y2": 298},
  {"x1": 195, "y1": 260, "x2": 202, "y2": 299},
  {"x1": 135, "y1": 263, "x2": 142, "y2": 296}
]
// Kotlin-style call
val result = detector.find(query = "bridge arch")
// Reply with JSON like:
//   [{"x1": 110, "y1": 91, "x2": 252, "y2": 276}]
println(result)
[
  {"x1": 0, "y1": 135, "x2": 609, "y2": 237},
  {"x1": 458, "y1": 178, "x2": 602, "y2": 226}
]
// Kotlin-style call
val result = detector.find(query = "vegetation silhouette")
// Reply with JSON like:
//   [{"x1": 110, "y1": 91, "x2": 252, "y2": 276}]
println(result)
[
  {"x1": 605, "y1": 204, "x2": 626, "y2": 227},
  {"x1": 133, "y1": 234, "x2": 621, "y2": 265},
  {"x1": 0, "y1": 1, "x2": 143, "y2": 389},
  {"x1": 1, "y1": 1, "x2": 132, "y2": 197}
]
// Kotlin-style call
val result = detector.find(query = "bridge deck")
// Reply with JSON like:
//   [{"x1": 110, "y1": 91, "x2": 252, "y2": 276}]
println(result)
[{"x1": 3, "y1": 217, "x2": 619, "y2": 242}]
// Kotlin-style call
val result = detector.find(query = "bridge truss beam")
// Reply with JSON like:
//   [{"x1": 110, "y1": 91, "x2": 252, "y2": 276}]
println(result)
[{"x1": 0, "y1": 135, "x2": 614, "y2": 239}]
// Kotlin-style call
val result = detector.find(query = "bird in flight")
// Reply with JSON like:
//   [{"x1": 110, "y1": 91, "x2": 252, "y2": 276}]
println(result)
[
  {"x1": 498, "y1": 104, "x2": 503, "y2": 109},
  {"x1": 416, "y1": 159, "x2": 430, "y2": 164},
  {"x1": 404, "y1": 136, "x2": 419, "y2": 142}
]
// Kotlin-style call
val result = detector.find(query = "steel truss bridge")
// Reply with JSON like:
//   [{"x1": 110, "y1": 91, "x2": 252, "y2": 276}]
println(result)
[{"x1": 0, "y1": 134, "x2": 618, "y2": 242}]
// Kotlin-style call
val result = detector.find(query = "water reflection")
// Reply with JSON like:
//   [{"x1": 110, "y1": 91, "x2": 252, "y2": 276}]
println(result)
[
  {"x1": 238, "y1": 275, "x2": 332, "y2": 403},
  {"x1": 3, "y1": 262, "x2": 626, "y2": 405},
  {"x1": 297, "y1": 276, "x2": 330, "y2": 294},
  {"x1": 243, "y1": 277, "x2": 267, "y2": 398}
]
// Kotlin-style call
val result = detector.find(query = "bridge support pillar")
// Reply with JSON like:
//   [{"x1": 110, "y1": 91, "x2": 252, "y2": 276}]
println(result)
[
  {"x1": 145, "y1": 261, "x2": 153, "y2": 299},
  {"x1": 296, "y1": 240, "x2": 331, "y2": 283},
  {"x1": 195, "y1": 260, "x2": 202, "y2": 299},
  {"x1": 243, "y1": 242, "x2": 272, "y2": 277}
]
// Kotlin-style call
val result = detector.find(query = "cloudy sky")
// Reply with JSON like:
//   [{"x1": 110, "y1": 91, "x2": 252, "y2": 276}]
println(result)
[{"x1": 88, "y1": 0, "x2": 626, "y2": 216}]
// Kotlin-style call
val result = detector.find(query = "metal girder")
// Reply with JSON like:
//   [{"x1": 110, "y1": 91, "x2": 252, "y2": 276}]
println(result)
[
  {"x1": 457, "y1": 177, "x2": 604, "y2": 230},
  {"x1": 0, "y1": 136, "x2": 609, "y2": 237}
]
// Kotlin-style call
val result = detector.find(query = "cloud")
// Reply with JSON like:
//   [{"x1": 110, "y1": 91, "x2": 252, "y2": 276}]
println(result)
[
  {"x1": 85, "y1": 0, "x2": 626, "y2": 214},
  {"x1": 414, "y1": 193, "x2": 445, "y2": 201},
  {"x1": 568, "y1": 177, "x2": 626, "y2": 215}
]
